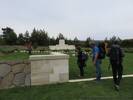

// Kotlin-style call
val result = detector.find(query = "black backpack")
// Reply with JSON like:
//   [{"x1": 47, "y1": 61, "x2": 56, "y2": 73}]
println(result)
[
  {"x1": 98, "y1": 44, "x2": 106, "y2": 59},
  {"x1": 82, "y1": 52, "x2": 88, "y2": 61},
  {"x1": 110, "y1": 45, "x2": 122, "y2": 61}
]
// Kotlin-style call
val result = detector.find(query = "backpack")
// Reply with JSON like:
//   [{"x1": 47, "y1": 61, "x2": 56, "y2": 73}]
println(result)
[
  {"x1": 82, "y1": 52, "x2": 88, "y2": 61},
  {"x1": 98, "y1": 43, "x2": 106, "y2": 59},
  {"x1": 110, "y1": 45, "x2": 122, "y2": 62}
]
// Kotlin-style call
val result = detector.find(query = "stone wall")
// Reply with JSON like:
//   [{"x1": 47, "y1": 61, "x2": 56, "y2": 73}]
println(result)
[
  {"x1": 30, "y1": 52, "x2": 69, "y2": 85},
  {"x1": 0, "y1": 61, "x2": 31, "y2": 89}
]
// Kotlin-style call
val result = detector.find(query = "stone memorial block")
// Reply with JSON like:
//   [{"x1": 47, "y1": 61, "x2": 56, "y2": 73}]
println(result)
[{"x1": 30, "y1": 52, "x2": 69, "y2": 85}]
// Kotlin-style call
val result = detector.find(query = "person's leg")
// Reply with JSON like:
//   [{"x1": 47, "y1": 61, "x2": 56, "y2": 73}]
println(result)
[
  {"x1": 95, "y1": 60, "x2": 101, "y2": 80},
  {"x1": 111, "y1": 61, "x2": 120, "y2": 91},
  {"x1": 81, "y1": 66, "x2": 84, "y2": 76},
  {"x1": 28, "y1": 49, "x2": 31, "y2": 55},
  {"x1": 79, "y1": 64, "x2": 84, "y2": 77},
  {"x1": 117, "y1": 63, "x2": 123, "y2": 85},
  {"x1": 111, "y1": 61, "x2": 117, "y2": 85}
]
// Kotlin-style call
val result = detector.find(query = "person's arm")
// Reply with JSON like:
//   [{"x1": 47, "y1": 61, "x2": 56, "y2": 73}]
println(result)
[
  {"x1": 93, "y1": 52, "x2": 99, "y2": 65},
  {"x1": 77, "y1": 52, "x2": 80, "y2": 64},
  {"x1": 93, "y1": 47, "x2": 99, "y2": 65},
  {"x1": 121, "y1": 48, "x2": 125, "y2": 57},
  {"x1": 106, "y1": 48, "x2": 111, "y2": 57}
]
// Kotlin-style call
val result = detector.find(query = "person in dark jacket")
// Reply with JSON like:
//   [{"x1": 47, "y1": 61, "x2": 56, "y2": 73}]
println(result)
[
  {"x1": 108, "y1": 41, "x2": 124, "y2": 91},
  {"x1": 77, "y1": 47, "x2": 86, "y2": 77}
]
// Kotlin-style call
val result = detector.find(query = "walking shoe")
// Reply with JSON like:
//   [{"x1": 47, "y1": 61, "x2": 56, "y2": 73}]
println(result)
[
  {"x1": 114, "y1": 84, "x2": 120, "y2": 91},
  {"x1": 94, "y1": 78, "x2": 101, "y2": 82},
  {"x1": 78, "y1": 75, "x2": 84, "y2": 78}
]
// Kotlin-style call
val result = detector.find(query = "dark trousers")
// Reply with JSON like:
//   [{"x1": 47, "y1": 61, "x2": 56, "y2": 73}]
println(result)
[
  {"x1": 79, "y1": 64, "x2": 84, "y2": 76},
  {"x1": 111, "y1": 61, "x2": 123, "y2": 85},
  {"x1": 95, "y1": 60, "x2": 102, "y2": 80},
  {"x1": 28, "y1": 49, "x2": 32, "y2": 55}
]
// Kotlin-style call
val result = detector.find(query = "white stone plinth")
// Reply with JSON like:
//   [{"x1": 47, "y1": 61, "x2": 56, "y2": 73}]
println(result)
[{"x1": 30, "y1": 52, "x2": 69, "y2": 85}]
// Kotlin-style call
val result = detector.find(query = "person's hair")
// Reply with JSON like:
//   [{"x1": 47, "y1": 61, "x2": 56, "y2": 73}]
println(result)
[
  {"x1": 98, "y1": 42, "x2": 104, "y2": 47},
  {"x1": 113, "y1": 41, "x2": 119, "y2": 45}
]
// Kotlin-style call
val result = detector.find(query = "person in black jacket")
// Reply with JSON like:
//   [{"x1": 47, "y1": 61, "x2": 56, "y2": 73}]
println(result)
[
  {"x1": 77, "y1": 47, "x2": 86, "y2": 77},
  {"x1": 108, "y1": 41, "x2": 124, "y2": 91}
]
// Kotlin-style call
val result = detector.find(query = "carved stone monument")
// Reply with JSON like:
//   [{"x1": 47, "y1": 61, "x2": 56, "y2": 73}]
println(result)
[
  {"x1": 49, "y1": 39, "x2": 75, "y2": 50},
  {"x1": 30, "y1": 52, "x2": 69, "y2": 85}
]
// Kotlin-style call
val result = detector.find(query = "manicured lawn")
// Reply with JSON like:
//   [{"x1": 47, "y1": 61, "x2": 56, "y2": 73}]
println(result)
[
  {"x1": 0, "y1": 52, "x2": 29, "y2": 61},
  {"x1": 0, "y1": 52, "x2": 49, "y2": 61},
  {"x1": 0, "y1": 52, "x2": 133, "y2": 100},
  {"x1": 0, "y1": 52, "x2": 133, "y2": 79},
  {"x1": 69, "y1": 53, "x2": 133, "y2": 79},
  {"x1": 0, "y1": 78, "x2": 133, "y2": 100}
]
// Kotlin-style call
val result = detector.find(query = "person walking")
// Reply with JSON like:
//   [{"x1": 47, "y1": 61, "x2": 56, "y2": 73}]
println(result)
[
  {"x1": 91, "y1": 42, "x2": 102, "y2": 81},
  {"x1": 77, "y1": 47, "x2": 86, "y2": 77},
  {"x1": 108, "y1": 41, "x2": 124, "y2": 91},
  {"x1": 26, "y1": 41, "x2": 32, "y2": 55}
]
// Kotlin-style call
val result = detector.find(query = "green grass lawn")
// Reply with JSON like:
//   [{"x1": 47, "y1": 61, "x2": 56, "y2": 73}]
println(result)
[
  {"x1": 0, "y1": 52, "x2": 133, "y2": 79},
  {"x1": 69, "y1": 53, "x2": 133, "y2": 79},
  {"x1": 0, "y1": 52, "x2": 29, "y2": 61},
  {"x1": 0, "y1": 78, "x2": 133, "y2": 100},
  {"x1": 0, "y1": 52, "x2": 49, "y2": 61},
  {"x1": 0, "y1": 52, "x2": 133, "y2": 100}
]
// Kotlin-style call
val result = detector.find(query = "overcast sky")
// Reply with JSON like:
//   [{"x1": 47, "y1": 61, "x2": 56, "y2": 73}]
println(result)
[{"x1": 0, "y1": 0, "x2": 133, "y2": 40}]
